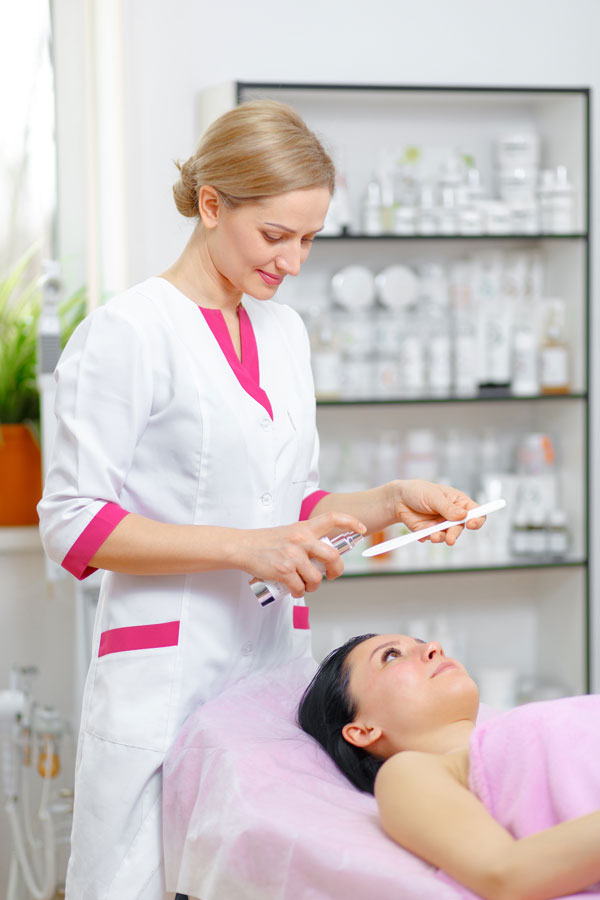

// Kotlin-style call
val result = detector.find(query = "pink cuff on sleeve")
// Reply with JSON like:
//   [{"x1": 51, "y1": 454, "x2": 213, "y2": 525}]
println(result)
[
  {"x1": 61, "y1": 502, "x2": 129, "y2": 580},
  {"x1": 299, "y1": 490, "x2": 329, "y2": 521}
]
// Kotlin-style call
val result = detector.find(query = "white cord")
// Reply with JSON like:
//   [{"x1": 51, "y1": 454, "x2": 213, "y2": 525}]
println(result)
[{"x1": 5, "y1": 795, "x2": 56, "y2": 900}]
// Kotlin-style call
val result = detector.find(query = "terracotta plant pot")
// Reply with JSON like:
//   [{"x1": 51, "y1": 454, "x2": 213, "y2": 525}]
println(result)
[{"x1": 0, "y1": 424, "x2": 42, "y2": 526}]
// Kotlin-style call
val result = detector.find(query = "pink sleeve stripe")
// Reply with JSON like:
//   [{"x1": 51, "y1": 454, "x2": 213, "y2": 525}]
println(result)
[
  {"x1": 293, "y1": 606, "x2": 310, "y2": 630},
  {"x1": 99, "y1": 620, "x2": 180, "y2": 657},
  {"x1": 61, "y1": 502, "x2": 129, "y2": 581},
  {"x1": 299, "y1": 490, "x2": 330, "y2": 521}
]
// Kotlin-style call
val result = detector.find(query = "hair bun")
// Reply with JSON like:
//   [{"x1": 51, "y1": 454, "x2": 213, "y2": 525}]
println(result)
[{"x1": 172, "y1": 158, "x2": 200, "y2": 218}]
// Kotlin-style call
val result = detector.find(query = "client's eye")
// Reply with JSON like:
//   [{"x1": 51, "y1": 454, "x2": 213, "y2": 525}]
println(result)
[{"x1": 381, "y1": 646, "x2": 402, "y2": 663}]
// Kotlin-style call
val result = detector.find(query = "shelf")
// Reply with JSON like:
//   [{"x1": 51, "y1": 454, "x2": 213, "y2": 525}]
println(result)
[
  {"x1": 341, "y1": 556, "x2": 587, "y2": 579},
  {"x1": 317, "y1": 392, "x2": 586, "y2": 407},
  {"x1": 316, "y1": 233, "x2": 588, "y2": 241},
  {"x1": 223, "y1": 79, "x2": 592, "y2": 690}
]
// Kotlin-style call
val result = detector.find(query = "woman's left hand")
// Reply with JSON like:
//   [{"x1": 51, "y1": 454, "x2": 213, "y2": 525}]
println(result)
[{"x1": 393, "y1": 479, "x2": 485, "y2": 546}]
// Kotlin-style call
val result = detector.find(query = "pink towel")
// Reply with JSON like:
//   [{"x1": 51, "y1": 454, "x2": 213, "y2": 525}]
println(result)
[{"x1": 440, "y1": 694, "x2": 600, "y2": 899}]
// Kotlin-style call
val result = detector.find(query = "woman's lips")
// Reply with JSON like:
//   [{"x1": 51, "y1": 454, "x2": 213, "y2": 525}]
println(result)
[
  {"x1": 257, "y1": 269, "x2": 283, "y2": 285},
  {"x1": 431, "y1": 661, "x2": 458, "y2": 678}
]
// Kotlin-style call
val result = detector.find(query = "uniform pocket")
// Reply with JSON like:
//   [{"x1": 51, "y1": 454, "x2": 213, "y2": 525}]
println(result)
[{"x1": 86, "y1": 621, "x2": 180, "y2": 751}]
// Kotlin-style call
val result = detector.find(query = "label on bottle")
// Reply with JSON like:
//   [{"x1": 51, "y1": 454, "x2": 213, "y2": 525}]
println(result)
[{"x1": 540, "y1": 346, "x2": 568, "y2": 389}]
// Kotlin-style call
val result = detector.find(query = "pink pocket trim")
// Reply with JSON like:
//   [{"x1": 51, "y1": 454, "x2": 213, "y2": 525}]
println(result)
[
  {"x1": 293, "y1": 606, "x2": 310, "y2": 630},
  {"x1": 98, "y1": 620, "x2": 180, "y2": 657},
  {"x1": 62, "y1": 502, "x2": 129, "y2": 581}
]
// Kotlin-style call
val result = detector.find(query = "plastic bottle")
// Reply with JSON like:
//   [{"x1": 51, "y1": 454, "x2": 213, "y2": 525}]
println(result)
[
  {"x1": 362, "y1": 176, "x2": 383, "y2": 235},
  {"x1": 372, "y1": 310, "x2": 400, "y2": 398},
  {"x1": 308, "y1": 313, "x2": 342, "y2": 399},
  {"x1": 477, "y1": 257, "x2": 512, "y2": 391},
  {"x1": 398, "y1": 305, "x2": 426, "y2": 398},
  {"x1": 547, "y1": 508, "x2": 569, "y2": 558},
  {"x1": 449, "y1": 262, "x2": 478, "y2": 397},
  {"x1": 512, "y1": 322, "x2": 539, "y2": 396},
  {"x1": 419, "y1": 264, "x2": 451, "y2": 397},
  {"x1": 540, "y1": 298, "x2": 569, "y2": 394},
  {"x1": 402, "y1": 430, "x2": 438, "y2": 482}
]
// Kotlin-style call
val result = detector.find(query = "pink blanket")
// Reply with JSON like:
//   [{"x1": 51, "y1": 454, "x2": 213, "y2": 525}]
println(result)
[
  {"x1": 163, "y1": 658, "x2": 469, "y2": 900},
  {"x1": 441, "y1": 694, "x2": 600, "y2": 899}
]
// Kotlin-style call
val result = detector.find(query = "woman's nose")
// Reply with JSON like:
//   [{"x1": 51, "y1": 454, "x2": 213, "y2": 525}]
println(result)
[
  {"x1": 276, "y1": 244, "x2": 302, "y2": 276},
  {"x1": 423, "y1": 640, "x2": 444, "y2": 660}
]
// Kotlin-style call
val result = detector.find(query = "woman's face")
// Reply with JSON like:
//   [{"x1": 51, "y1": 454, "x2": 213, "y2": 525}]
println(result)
[
  {"x1": 204, "y1": 186, "x2": 331, "y2": 300},
  {"x1": 343, "y1": 634, "x2": 479, "y2": 756}
]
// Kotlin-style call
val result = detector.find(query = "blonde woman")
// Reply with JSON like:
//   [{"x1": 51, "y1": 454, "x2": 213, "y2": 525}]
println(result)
[{"x1": 39, "y1": 100, "x2": 483, "y2": 900}]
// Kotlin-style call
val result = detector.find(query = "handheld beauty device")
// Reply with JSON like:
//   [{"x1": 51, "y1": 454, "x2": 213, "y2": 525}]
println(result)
[{"x1": 251, "y1": 531, "x2": 364, "y2": 607}]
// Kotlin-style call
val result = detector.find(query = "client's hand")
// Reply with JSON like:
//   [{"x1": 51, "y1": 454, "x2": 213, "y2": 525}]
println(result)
[{"x1": 394, "y1": 479, "x2": 484, "y2": 546}]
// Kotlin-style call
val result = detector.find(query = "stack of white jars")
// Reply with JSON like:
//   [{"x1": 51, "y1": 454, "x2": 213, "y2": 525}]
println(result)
[{"x1": 495, "y1": 133, "x2": 541, "y2": 234}]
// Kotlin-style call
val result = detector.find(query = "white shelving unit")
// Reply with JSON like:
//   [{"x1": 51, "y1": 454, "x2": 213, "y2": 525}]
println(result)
[{"x1": 197, "y1": 82, "x2": 592, "y2": 702}]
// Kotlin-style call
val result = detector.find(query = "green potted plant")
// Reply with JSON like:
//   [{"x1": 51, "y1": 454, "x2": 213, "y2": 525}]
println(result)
[{"x1": 0, "y1": 249, "x2": 86, "y2": 526}]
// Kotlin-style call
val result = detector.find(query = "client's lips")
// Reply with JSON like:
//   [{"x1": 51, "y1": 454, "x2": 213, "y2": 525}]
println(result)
[
  {"x1": 431, "y1": 661, "x2": 458, "y2": 678},
  {"x1": 257, "y1": 269, "x2": 283, "y2": 285}
]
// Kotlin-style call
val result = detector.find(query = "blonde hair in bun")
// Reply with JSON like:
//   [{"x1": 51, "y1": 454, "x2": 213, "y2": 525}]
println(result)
[{"x1": 172, "y1": 99, "x2": 335, "y2": 218}]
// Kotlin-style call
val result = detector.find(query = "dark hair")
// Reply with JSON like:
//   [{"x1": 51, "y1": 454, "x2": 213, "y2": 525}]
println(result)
[{"x1": 297, "y1": 634, "x2": 384, "y2": 794}]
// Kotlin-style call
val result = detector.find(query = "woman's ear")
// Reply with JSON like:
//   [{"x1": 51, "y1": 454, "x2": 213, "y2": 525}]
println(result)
[
  {"x1": 342, "y1": 720, "x2": 383, "y2": 749},
  {"x1": 198, "y1": 185, "x2": 221, "y2": 230}
]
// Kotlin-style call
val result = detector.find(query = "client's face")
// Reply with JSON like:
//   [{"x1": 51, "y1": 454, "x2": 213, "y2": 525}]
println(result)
[{"x1": 342, "y1": 634, "x2": 479, "y2": 757}]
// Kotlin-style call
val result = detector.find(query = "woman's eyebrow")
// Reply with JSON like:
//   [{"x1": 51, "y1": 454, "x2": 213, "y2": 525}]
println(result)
[
  {"x1": 368, "y1": 637, "x2": 426, "y2": 661},
  {"x1": 262, "y1": 221, "x2": 324, "y2": 235},
  {"x1": 263, "y1": 221, "x2": 292, "y2": 231},
  {"x1": 369, "y1": 640, "x2": 400, "y2": 661}
]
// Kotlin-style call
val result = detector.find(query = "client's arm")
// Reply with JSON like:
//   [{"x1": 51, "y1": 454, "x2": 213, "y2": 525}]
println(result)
[{"x1": 375, "y1": 750, "x2": 600, "y2": 900}]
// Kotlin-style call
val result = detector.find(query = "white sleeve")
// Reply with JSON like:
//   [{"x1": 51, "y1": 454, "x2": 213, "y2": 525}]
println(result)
[{"x1": 37, "y1": 303, "x2": 153, "y2": 579}]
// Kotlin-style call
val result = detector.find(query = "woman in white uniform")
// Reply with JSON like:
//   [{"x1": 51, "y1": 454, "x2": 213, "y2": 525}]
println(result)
[{"x1": 38, "y1": 100, "x2": 484, "y2": 900}]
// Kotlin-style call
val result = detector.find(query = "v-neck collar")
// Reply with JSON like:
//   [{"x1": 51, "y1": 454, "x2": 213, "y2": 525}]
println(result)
[{"x1": 198, "y1": 304, "x2": 273, "y2": 420}]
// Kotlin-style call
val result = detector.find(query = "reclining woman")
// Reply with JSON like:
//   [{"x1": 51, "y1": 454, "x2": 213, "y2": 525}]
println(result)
[{"x1": 298, "y1": 633, "x2": 600, "y2": 900}]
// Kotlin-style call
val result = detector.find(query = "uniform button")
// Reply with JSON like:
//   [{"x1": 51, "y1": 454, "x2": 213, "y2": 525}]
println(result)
[
  {"x1": 261, "y1": 418, "x2": 272, "y2": 431},
  {"x1": 241, "y1": 641, "x2": 254, "y2": 656},
  {"x1": 261, "y1": 492, "x2": 272, "y2": 506}
]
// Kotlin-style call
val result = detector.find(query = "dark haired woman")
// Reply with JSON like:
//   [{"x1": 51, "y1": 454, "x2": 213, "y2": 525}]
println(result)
[{"x1": 299, "y1": 633, "x2": 600, "y2": 900}]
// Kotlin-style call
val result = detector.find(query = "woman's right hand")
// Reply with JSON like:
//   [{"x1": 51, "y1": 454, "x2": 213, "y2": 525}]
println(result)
[{"x1": 235, "y1": 512, "x2": 367, "y2": 598}]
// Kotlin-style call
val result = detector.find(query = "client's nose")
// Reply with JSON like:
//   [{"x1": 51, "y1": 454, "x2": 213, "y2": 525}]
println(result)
[{"x1": 424, "y1": 640, "x2": 443, "y2": 660}]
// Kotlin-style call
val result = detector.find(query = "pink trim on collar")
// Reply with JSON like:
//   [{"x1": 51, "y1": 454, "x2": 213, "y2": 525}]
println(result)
[
  {"x1": 62, "y1": 502, "x2": 129, "y2": 580},
  {"x1": 199, "y1": 305, "x2": 273, "y2": 420}
]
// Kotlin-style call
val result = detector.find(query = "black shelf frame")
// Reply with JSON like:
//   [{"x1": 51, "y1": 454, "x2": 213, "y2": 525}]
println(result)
[
  {"x1": 234, "y1": 80, "x2": 592, "y2": 691},
  {"x1": 317, "y1": 392, "x2": 587, "y2": 408},
  {"x1": 341, "y1": 558, "x2": 587, "y2": 580},
  {"x1": 315, "y1": 233, "x2": 588, "y2": 242}
]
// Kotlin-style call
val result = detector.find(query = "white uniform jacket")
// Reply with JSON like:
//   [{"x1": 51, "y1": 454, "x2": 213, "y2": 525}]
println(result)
[{"x1": 38, "y1": 277, "x2": 326, "y2": 899}]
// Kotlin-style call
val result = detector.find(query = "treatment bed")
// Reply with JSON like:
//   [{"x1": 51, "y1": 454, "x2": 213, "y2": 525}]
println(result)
[{"x1": 162, "y1": 657, "x2": 595, "y2": 900}]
